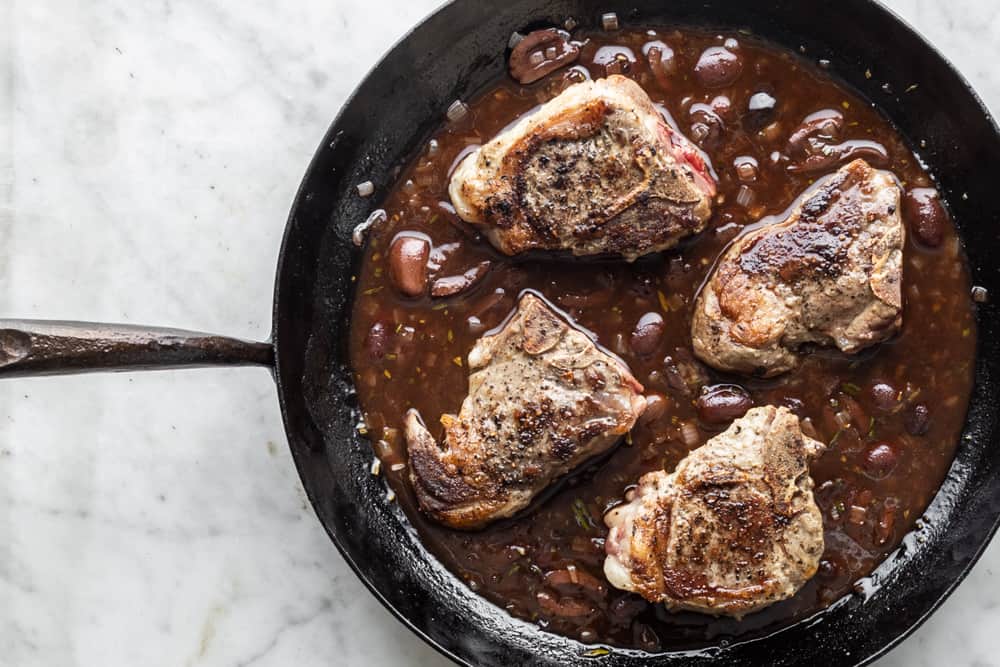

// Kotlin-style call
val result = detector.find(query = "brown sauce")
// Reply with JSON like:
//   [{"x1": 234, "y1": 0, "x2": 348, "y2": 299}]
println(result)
[{"x1": 347, "y1": 26, "x2": 976, "y2": 649}]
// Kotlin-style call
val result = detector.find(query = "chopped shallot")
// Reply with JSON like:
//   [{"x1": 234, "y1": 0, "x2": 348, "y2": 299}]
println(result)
[
  {"x1": 446, "y1": 99, "x2": 469, "y2": 122},
  {"x1": 352, "y1": 209, "x2": 387, "y2": 247}
]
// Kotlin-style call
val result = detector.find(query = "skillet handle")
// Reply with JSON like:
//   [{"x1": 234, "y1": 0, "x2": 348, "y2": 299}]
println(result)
[{"x1": 0, "y1": 320, "x2": 273, "y2": 378}]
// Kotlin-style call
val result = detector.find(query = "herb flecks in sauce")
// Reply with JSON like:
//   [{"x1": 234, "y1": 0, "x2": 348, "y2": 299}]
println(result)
[{"x1": 349, "y1": 27, "x2": 976, "y2": 649}]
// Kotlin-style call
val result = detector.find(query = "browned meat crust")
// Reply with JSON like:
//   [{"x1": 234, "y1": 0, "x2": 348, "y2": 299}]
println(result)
[
  {"x1": 406, "y1": 292, "x2": 646, "y2": 529},
  {"x1": 692, "y1": 159, "x2": 903, "y2": 377},
  {"x1": 603, "y1": 406, "x2": 825, "y2": 618},
  {"x1": 448, "y1": 76, "x2": 716, "y2": 260}
]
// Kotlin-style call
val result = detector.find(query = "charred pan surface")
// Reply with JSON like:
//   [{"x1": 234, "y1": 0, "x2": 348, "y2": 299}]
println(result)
[
  {"x1": 603, "y1": 406, "x2": 826, "y2": 617},
  {"x1": 405, "y1": 292, "x2": 646, "y2": 529},
  {"x1": 692, "y1": 159, "x2": 904, "y2": 377},
  {"x1": 449, "y1": 76, "x2": 716, "y2": 260}
]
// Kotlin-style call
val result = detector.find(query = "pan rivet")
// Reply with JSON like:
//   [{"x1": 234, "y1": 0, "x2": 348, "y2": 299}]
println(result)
[{"x1": 0, "y1": 330, "x2": 32, "y2": 364}]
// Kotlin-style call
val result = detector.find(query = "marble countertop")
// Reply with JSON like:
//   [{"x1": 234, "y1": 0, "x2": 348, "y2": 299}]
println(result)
[{"x1": 3, "y1": 1, "x2": 998, "y2": 665}]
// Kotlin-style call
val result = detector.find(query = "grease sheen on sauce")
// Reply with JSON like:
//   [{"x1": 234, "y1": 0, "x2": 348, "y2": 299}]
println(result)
[{"x1": 348, "y1": 27, "x2": 976, "y2": 649}]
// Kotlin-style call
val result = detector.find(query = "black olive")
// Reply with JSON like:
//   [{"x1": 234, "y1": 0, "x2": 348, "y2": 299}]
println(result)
[
  {"x1": 389, "y1": 235, "x2": 430, "y2": 297},
  {"x1": 903, "y1": 188, "x2": 947, "y2": 248},
  {"x1": 688, "y1": 104, "x2": 724, "y2": 150},
  {"x1": 870, "y1": 382, "x2": 899, "y2": 411},
  {"x1": 862, "y1": 442, "x2": 900, "y2": 479},
  {"x1": 639, "y1": 394, "x2": 669, "y2": 425},
  {"x1": 744, "y1": 91, "x2": 777, "y2": 130},
  {"x1": 630, "y1": 312, "x2": 665, "y2": 356},
  {"x1": 508, "y1": 29, "x2": 580, "y2": 85},
  {"x1": 694, "y1": 46, "x2": 743, "y2": 88},
  {"x1": 696, "y1": 384, "x2": 753, "y2": 425}
]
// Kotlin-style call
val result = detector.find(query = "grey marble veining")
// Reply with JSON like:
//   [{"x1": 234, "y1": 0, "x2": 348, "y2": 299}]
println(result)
[{"x1": 1, "y1": 1, "x2": 997, "y2": 665}]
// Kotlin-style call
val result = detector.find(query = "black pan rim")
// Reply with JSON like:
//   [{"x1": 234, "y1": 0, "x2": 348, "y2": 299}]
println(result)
[{"x1": 271, "y1": 1, "x2": 1000, "y2": 665}]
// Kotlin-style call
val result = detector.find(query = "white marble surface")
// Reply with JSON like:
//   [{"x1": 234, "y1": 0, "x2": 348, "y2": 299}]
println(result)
[{"x1": 2, "y1": 1, "x2": 998, "y2": 665}]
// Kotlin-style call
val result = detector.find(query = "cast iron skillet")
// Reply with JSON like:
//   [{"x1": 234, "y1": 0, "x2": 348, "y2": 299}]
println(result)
[{"x1": 2, "y1": 1, "x2": 998, "y2": 664}]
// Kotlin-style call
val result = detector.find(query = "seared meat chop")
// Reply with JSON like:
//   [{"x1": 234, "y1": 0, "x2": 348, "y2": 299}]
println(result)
[
  {"x1": 604, "y1": 406, "x2": 825, "y2": 618},
  {"x1": 405, "y1": 292, "x2": 646, "y2": 529},
  {"x1": 448, "y1": 75, "x2": 716, "y2": 260},
  {"x1": 692, "y1": 159, "x2": 903, "y2": 377}
]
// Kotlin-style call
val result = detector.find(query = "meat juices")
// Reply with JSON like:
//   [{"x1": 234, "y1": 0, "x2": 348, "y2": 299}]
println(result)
[
  {"x1": 604, "y1": 407, "x2": 825, "y2": 617},
  {"x1": 349, "y1": 26, "x2": 976, "y2": 649},
  {"x1": 692, "y1": 159, "x2": 904, "y2": 376},
  {"x1": 449, "y1": 76, "x2": 716, "y2": 260},
  {"x1": 406, "y1": 292, "x2": 646, "y2": 529}
]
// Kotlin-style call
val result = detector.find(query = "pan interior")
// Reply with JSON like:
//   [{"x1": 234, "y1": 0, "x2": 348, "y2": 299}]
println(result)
[{"x1": 272, "y1": 1, "x2": 1000, "y2": 665}]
